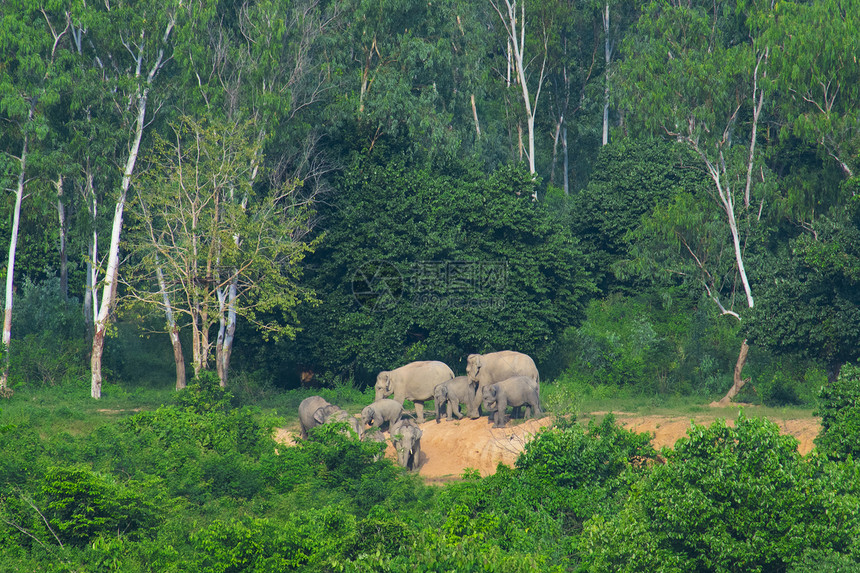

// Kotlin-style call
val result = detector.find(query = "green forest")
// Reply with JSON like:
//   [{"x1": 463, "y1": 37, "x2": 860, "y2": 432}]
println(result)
[{"x1": 2, "y1": 0, "x2": 860, "y2": 569}]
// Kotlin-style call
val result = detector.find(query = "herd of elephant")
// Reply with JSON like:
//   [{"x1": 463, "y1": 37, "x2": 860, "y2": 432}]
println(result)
[{"x1": 297, "y1": 350, "x2": 543, "y2": 471}]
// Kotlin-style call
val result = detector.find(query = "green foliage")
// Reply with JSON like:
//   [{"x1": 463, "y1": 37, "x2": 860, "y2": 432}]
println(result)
[
  {"x1": 745, "y1": 202, "x2": 860, "y2": 372},
  {"x1": 815, "y1": 363, "x2": 860, "y2": 462},
  {"x1": 8, "y1": 277, "x2": 88, "y2": 388},
  {"x1": 571, "y1": 138, "x2": 708, "y2": 292},
  {"x1": 582, "y1": 414, "x2": 860, "y2": 571},
  {"x1": 39, "y1": 466, "x2": 159, "y2": 548},
  {"x1": 191, "y1": 509, "x2": 358, "y2": 572},
  {"x1": 516, "y1": 414, "x2": 656, "y2": 489},
  {"x1": 174, "y1": 370, "x2": 235, "y2": 414},
  {"x1": 284, "y1": 154, "x2": 595, "y2": 377},
  {"x1": 262, "y1": 422, "x2": 414, "y2": 512},
  {"x1": 559, "y1": 294, "x2": 740, "y2": 396}
]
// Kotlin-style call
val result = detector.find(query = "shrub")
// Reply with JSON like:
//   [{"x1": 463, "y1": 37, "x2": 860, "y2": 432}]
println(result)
[
  {"x1": 39, "y1": 466, "x2": 159, "y2": 547},
  {"x1": 581, "y1": 414, "x2": 860, "y2": 572},
  {"x1": 515, "y1": 414, "x2": 656, "y2": 488},
  {"x1": 174, "y1": 370, "x2": 235, "y2": 414},
  {"x1": 815, "y1": 363, "x2": 860, "y2": 461},
  {"x1": 191, "y1": 508, "x2": 358, "y2": 572}
]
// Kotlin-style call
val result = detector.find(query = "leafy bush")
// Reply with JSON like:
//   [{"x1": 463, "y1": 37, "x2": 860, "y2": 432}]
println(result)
[
  {"x1": 581, "y1": 414, "x2": 860, "y2": 572},
  {"x1": 191, "y1": 508, "x2": 359, "y2": 572},
  {"x1": 39, "y1": 466, "x2": 159, "y2": 547},
  {"x1": 8, "y1": 276, "x2": 88, "y2": 388},
  {"x1": 815, "y1": 363, "x2": 860, "y2": 461},
  {"x1": 280, "y1": 157, "x2": 595, "y2": 378},
  {"x1": 516, "y1": 414, "x2": 656, "y2": 488},
  {"x1": 174, "y1": 370, "x2": 235, "y2": 414}
]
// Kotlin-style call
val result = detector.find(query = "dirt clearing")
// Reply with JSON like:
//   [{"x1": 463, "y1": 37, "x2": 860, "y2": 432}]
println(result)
[{"x1": 275, "y1": 409, "x2": 821, "y2": 482}]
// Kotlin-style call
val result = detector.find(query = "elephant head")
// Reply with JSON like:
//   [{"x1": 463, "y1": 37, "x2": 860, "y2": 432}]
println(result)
[
  {"x1": 466, "y1": 354, "x2": 483, "y2": 384},
  {"x1": 481, "y1": 384, "x2": 498, "y2": 412},
  {"x1": 313, "y1": 404, "x2": 341, "y2": 425},
  {"x1": 361, "y1": 405, "x2": 376, "y2": 427},
  {"x1": 374, "y1": 371, "x2": 393, "y2": 401},
  {"x1": 434, "y1": 385, "x2": 449, "y2": 423},
  {"x1": 392, "y1": 421, "x2": 422, "y2": 470}
]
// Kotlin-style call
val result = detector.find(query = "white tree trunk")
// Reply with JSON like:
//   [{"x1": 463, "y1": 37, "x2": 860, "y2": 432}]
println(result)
[
  {"x1": 56, "y1": 176, "x2": 68, "y2": 300},
  {"x1": 0, "y1": 107, "x2": 31, "y2": 394},
  {"x1": 602, "y1": 3, "x2": 611, "y2": 146},
  {"x1": 562, "y1": 125, "x2": 569, "y2": 195},
  {"x1": 155, "y1": 257, "x2": 185, "y2": 390},
  {"x1": 91, "y1": 88, "x2": 149, "y2": 399},
  {"x1": 492, "y1": 0, "x2": 547, "y2": 188},
  {"x1": 90, "y1": 16, "x2": 173, "y2": 398}
]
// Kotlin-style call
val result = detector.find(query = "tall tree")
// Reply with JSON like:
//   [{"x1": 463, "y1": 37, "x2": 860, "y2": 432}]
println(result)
[
  {"x1": 79, "y1": 0, "x2": 180, "y2": 398},
  {"x1": 0, "y1": 0, "x2": 74, "y2": 395},
  {"x1": 490, "y1": 0, "x2": 548, "y2": 186},
  {"x1": 618, "y1": 0, "x2": 774, "y2": 402},
  {"x1": 767, "y1": 0, "x2": 860, "y2": 180},
  {"x1": 128, "y1": 116, "x2": 314, "y2": 386}
]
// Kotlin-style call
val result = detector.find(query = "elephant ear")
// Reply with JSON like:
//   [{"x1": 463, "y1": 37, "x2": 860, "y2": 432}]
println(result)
[{"x1": 313, "y1": 407, "x2": 327, "y2": 424}]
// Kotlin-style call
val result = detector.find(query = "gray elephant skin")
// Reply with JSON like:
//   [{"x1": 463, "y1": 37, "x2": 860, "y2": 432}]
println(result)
[
  {"x1": 298, "y1": 396, "x2": 362, "y2": 438},
  {"x1": 375, "y1": 360, "x2": 455, "y2": 423},
  {"x1": 466, "y1": 350, "x2": 539, "y2": 419},
  {"x1": 361, "y1": 399, "x2": 404, "y2": 430},
  {"x1": 481, "y1": 375, "x2": 543, "y2": 428},
  {"x1": 434, "y1": 375, "x2": 477, "y2": 422},
  {"x1": 391, "y1": 418, "x2": 423, "y2": 471}
]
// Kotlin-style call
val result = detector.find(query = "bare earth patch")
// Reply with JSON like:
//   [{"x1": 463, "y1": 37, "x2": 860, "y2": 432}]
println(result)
[{"x1": 274, "y1": 409, "x2": 821, "y2": 482}]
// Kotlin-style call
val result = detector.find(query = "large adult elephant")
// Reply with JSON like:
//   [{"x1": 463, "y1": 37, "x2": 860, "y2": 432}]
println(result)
[
  {"x1": 375, "y1": 360, "x2": 455, "y2": 423},
  {"x1": 391, "y1": 418, "x2": 423, "y2": 471},
  {"x1": 465, "y1": 350, "x2": 539, "y2": 419}
]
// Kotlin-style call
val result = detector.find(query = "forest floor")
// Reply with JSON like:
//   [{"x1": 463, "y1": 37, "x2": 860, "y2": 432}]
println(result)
[{"x1": 274, "y1": 407, "x2": 821, "y2": 484}]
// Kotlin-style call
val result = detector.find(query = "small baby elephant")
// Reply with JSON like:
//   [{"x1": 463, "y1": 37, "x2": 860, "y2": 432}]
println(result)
[
  {"x1": 361, "y1": 399, "x2": 404, "y2": 431},
  {"x1": 391, "y1": 417, "x2": 423, "y2": 471},
  {"x1": 481, "y1": 375, "x2": 542, "y2": 429},
  {"x1": 434, "y1": 375, "x2": 477, "y2": 423}
]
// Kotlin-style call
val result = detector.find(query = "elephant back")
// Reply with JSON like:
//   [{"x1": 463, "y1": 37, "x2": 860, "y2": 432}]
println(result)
[
  {"x1": 476, "y1": 351, "x2": 539, "y2": 387},
  {"x1": 390, "y1": 360, "x2": 455, "y2": 401}
]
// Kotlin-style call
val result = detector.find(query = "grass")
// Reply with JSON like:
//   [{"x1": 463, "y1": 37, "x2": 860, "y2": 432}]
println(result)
[{"x1": 0, "y1": 374, "x2": 820, "y2": 447}]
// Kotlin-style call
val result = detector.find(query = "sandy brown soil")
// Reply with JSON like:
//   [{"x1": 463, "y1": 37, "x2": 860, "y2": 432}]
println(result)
[{"x1": 274, "y1": 409, "x2": 821, "y2": 482}]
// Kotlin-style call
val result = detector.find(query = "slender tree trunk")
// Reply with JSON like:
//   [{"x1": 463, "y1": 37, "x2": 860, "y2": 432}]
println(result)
[
  {"x1": 562, "y1": 125, "x2": 569, "y2": 195},
  {"x1": 716, "y1": 339, "x2": 751, "y2": 405},
  {"x1": 550, "y1": 116, "x2": 562, "y2": 186},
  {"x1": 215, "y1": 279, "x2": 237, "y2": 387},
  {"x1": 155, "y1": 258, "x2": 185, "y2": 390},
  {"x1": 0, "y1": 107, "x2": 31, "y2": 395},
  {"x1": 471, "y1": 94, "x2": 481, "y2": 139},
  {"x1": 602, "y1": 2, "x2": 611, "y2": 146},
  {"x1": 56, "y1": 176, "x2": 68, "y2": 301},
  {"x1": 90, "y1": 17, "x2": 173, "y2": 398},
  {"x1": 91, "y1": 88, "x2": 148, "y2": 399},
  {"x1": 83, "y1": 166, "x2": 97, "y2": 342}
]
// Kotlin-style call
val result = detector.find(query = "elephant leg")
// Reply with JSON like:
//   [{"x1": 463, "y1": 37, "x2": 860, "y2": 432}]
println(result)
[
  {"x1": 511, "y1": 406, "x2": 522, "y2": 419},
  {"x1": 446, "y1": 400, "x2": 453, "y2": 421},
  {"x1": 414, "y1": 401, "x2": 425, "y2": 424},
  {"x1": 494, "y1": 397, "x2": 507, "y2": 428},
  {"x1": 451, "y1": 398, "x2": 463, "y2": 419}
]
